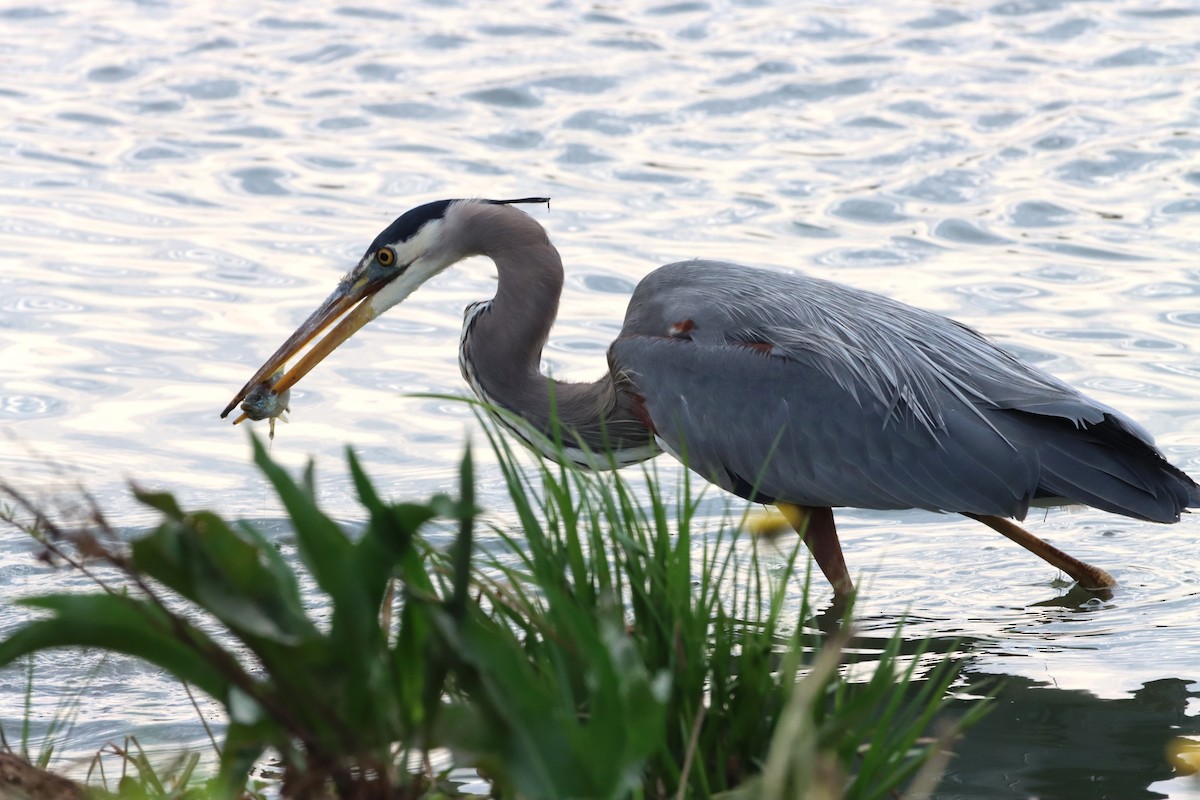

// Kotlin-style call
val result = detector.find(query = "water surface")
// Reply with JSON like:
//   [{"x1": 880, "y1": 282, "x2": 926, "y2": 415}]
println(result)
[{"x1": 2, "y1": 1, "x2": 1199, "y2": 797}]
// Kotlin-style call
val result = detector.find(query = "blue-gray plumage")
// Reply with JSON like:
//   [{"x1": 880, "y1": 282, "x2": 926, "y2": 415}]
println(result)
[
  {"x1": 614, "y1": 261, "x2": 1194, "y2": 523},
  {"x1": 224, "y1": 198, "x2": 1199, "y2": 597}
]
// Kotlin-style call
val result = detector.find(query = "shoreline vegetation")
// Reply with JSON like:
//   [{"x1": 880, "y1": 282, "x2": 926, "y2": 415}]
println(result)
[{"x1": 0, "y1": 411, "x2": 986, "y2": 798}]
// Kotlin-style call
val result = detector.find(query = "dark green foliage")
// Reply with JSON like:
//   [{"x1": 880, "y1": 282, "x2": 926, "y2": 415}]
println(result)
[
  {"x1": 470, "y1": 407, "x2": 988, "y2": 799},
  {"x1": 0, "y1": 419, "x2": 986, "y2": 799}
]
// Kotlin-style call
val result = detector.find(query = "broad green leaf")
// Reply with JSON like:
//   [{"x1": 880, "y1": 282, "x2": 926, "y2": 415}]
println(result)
[
  {"x1": 250, "y1": 435, "x2": 379, "y2": 688},
  {"x1": 132, "y1": 515, "x2": 318, "y2": 645},
  {"x1": 249, "y1": 434, "x2": 353, "y2": 601},
  {"x1": 131, "y1": 487, "x2": 186, "y2": 521},
  {"x1": 347, "y1": 446, "x2": 385, "y2": 515},
  {"x1": 235, "y1": 519, "x2": 309, "y2": 624},
  {"x1": 216, "y1": 721, "x2": 273, "y2": 800},
  {"x1": 0, "y1": 594, "x2": 235, "y2": 702}
]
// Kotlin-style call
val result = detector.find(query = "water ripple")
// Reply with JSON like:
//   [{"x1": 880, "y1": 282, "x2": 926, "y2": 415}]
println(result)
[
  {"x1": 0, "y1": 294, "x2": 86, "y2": 314},
  {"x1": 229, "y1": 167, "x2": 292, "y2": 196},
  {"x1": 363, "y1": 101, "x2": 457, "y2": 121},
  {"x1": 898, "y1": 170, "x2": 988, "y2": 204},
  {"x1": 3, "y1": 1, "x2": 1199, "y2": 788},
  {"x1": 173, "y1": 79, "x2": 239, "y2": 100},
  {"x1": 1031, "y1": 241, "x2": 1150, "y2": 262},
  {"x1": 464, "y1": 87, "x2": 542, "y2": 108},
  {"x1": 829, "y1": 198, "x2": 908, "y2": 224},
  {"x1": 1053, "y1": 150, "x2": 1175, "y2": 186},
  {"x1": 1163, "y1": 311, "x2": 1200, "y2": 328},
  {"x1": 0, "y1": 394, "x2": 66, "y2": 418},
  {"x1": 932, "y1": 219, "x2": 1012, "y2": 246},
  {"x1": 1007, "y1": 200, "x2": 1076, "y2": 227}
]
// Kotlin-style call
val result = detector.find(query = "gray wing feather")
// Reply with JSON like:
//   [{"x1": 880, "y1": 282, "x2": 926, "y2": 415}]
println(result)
[
  {"x1": 614, "y1": 336, "x2": 1041, "y2": 516},
  {"x1": 613, "y1": 260, "x2": 1198, "y2": 521}
]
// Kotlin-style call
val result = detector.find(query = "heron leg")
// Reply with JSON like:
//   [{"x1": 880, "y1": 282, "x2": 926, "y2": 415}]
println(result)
[
  {"x1": 777, "y1": 503, "x2": 854, "y2": 597},
  {"x1": 962, "y1": 513, "x2": 1117, "y2": 590}
]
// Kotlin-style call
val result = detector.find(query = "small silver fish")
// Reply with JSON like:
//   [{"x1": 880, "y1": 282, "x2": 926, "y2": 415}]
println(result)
[{"x1": 232, "y1": 369, "x2": 291, "y2": 440}]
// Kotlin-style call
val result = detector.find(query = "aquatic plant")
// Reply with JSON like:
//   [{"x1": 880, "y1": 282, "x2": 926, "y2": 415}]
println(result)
[{"x1": 0, "y1": 419, "x2": 985, "y2": 798}]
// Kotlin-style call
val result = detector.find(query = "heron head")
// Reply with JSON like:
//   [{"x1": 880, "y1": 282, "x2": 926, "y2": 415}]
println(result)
[{"x1": 220, "y1": 196, "x2": 549, "y2": 419}]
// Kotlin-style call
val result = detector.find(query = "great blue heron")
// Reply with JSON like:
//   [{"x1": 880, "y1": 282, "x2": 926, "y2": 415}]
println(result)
[{"x1": 222, "y1": 197, "x2": 1199, "y2": 596}]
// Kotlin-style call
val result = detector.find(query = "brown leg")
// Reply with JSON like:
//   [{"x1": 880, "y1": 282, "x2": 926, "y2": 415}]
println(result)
[
  {"x1": 962, "y1": 513, "x2": 1117, "y2": 590},
  {"x1": 777, "y1": 503, "x2": 854, "y2": 597}
]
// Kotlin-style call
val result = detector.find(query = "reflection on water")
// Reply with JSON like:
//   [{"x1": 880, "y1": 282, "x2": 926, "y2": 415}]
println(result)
[
  {"x1": 2, "y1": 0, "x2": 1199, "y2": 796},
  {"x1": 946, "y1": 670, "x2": 1200, "y2": 799}
]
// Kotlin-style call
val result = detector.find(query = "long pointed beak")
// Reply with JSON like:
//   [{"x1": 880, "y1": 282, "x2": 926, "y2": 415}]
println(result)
[{"x1": 220, "y1": 271, "x2": 385, "y2": 419}]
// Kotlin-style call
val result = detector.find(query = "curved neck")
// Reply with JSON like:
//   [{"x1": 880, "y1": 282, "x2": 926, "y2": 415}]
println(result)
[{"x1": 454, "y1": 204, "x2": 656, "y2": 467}]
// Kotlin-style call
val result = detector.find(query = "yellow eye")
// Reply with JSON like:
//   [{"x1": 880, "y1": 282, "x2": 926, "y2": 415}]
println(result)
[{"x1": 376, "y1": 246, "x2": 397, "y2": 267}]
